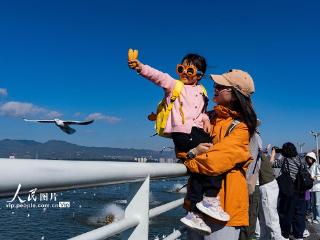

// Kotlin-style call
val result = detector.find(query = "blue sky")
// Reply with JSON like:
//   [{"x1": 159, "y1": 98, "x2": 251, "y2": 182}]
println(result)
[{"x1": 0, "y1": 0, "x2": 319, "y2": 151}]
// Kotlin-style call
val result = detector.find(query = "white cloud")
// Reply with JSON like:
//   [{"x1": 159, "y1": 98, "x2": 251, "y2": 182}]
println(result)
[
  {"x1": 86, "y1": 112, "x2": 121, "y2": 124},
  {"x1": 46, "y1": 111, "x2": 62, "y2": 118},
  {"x1": 0, "y1": 101, "x2": 62, "y2": 118},
  {"x1": 0, "y1": 88, "x2": 8, "y2": 97}
]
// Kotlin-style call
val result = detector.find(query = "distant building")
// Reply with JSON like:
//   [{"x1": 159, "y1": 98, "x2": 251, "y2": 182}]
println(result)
[
  {"x1": 166, "y1": 158, "x2": 176, "y2": 163},
  {"x1": 158, "y1": 157, "x2": 177, "y2": 163},
  {"x1": 134, "y1": 157, "x2": 149, "y2": 163}
]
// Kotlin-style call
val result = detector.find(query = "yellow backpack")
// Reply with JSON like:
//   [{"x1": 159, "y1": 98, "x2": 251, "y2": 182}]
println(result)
[{"x1": 148, "y1": 81, "x2": 208, "y2": 138}]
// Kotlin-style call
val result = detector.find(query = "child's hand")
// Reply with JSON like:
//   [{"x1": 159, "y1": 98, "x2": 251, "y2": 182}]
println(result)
[
  {"x1": 203, "y1": 119, "x2": 213, "y2": 136},
  {"x1": 128, "y1": 59, "x2": 142, "y2": 72},
  {"x1": 128, "y1": 49, "x2": 142, "y2": 73}
]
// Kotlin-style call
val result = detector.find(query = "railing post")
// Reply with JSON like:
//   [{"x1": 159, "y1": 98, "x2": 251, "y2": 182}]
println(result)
[{"x1": 121, "y1": 175, "x2": 150, "y2": 240}]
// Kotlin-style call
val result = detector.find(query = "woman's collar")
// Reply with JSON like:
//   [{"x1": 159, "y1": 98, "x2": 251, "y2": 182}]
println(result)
[{"x1": 214, "y1": 105, "x2": 239, "y2": 119}]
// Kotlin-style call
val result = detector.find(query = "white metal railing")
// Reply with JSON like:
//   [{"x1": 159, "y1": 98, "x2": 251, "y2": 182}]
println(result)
[
  {"x1": 162, "y1": 227, "x2": 186, "y2": 240},
  {"x1": 0, "y1": 158, "x2": 188, "y2": 240}
]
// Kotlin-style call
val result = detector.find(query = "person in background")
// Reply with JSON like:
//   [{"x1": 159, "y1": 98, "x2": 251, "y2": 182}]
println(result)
[
  {"x1": 305, "y1": 153, "x2": 314, "y2": 223},
  {"x1": 270, "y1": 142, "x2": 307, "y2": 240},
  {"x1": 306, "y1": 152, "x2": 320, "y2": 224},
  {"x1": 305, "y1": 190, "x2": 312, "y2": 222},
  {"x1": 258, "y1": 143, "x2": 285, "y2": 240},
  {"x1": 239, "y1": 121, "x2": 262, "y2": 240}
]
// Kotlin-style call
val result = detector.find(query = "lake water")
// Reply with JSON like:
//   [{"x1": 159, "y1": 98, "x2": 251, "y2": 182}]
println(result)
[{"x1": 0, "y1": 177, "x2": 188, "y2": 240}]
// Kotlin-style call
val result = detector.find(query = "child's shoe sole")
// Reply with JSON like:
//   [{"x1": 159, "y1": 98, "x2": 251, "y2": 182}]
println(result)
[
  {"x1": 180, "y1": 217, "x2": 211, "y2": 235},
  {"x1": 196, "y1": 202, "x2": 230, "y2": 222}
]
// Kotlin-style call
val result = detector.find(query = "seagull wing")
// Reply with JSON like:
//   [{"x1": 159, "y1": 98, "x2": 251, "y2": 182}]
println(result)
[
  {"x1": 64, "y1": 119, "x2": 95, "y2": 125},
  {"x1": 23, "y1": 118, "x2": 55, "y2": 123}
]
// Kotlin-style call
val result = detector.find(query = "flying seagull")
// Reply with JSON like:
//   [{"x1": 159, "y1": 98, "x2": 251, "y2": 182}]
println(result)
[{"x1": 23, "y1": 118, "x2": 94, "y2": 134}]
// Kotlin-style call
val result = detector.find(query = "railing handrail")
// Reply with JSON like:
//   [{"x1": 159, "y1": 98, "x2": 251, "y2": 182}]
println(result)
[
  {"x1": 0, "y1": 158, "x2": 187, "y2": 197},
  {"x1": 69, "y1": 198, "x2": 185, "y2": 240},
  {"x1": 69, "y1": 216, "x2": 140, "y2": 240}
]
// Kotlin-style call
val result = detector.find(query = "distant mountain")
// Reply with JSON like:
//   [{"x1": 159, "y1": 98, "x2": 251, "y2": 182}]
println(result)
[{"x1": 0, "y1": 139, "x2": 176, "y2": 161}]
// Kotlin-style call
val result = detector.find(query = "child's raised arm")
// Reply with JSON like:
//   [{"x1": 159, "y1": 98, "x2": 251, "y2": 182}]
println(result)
[{"x1": 128, "y1": 49, "x2": 175, "y2": 92}]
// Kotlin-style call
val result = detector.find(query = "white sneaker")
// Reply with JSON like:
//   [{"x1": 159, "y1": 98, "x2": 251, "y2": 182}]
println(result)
[
  {"x1": 196, "y1": 196, "x2": 230, "y2": 221},
  {"x1": 180, "y1": 212, "x2": 211, "y2": 235},
  {"x1": 303, "y1": 229, "x2": 310, "y2": 238}
]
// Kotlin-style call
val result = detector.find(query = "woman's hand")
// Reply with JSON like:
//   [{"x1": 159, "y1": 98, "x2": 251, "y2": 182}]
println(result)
[
  {"x1": 128, "y1": 59, "x2": 143, "y2": 73},
  {"x1": 266, "y1": 144, "x2": 271, "y2": 152},
  {"x1": 270, "y1": 147, "x2": 276, "y2": 162},
  {"x1": 192, "y1": 143, "x2": 213, "y2": 156}
]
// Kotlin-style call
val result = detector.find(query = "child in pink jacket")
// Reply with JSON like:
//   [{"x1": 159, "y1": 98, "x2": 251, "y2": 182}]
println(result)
[{"x1": 128, "y1": 53, "x2": 230, "y2": 234}]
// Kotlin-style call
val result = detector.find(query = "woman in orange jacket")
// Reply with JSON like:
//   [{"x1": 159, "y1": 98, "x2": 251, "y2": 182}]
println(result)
[{"x1": 178, "y1": 69, "x2": 257, "y2": 239}]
